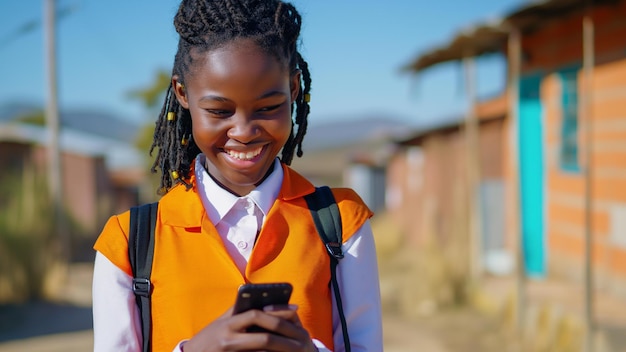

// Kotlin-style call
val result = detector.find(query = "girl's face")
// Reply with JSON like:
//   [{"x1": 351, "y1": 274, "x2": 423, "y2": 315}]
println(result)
[{"x1": 173, "y1": 39, "x2": 299, "y2": 196}]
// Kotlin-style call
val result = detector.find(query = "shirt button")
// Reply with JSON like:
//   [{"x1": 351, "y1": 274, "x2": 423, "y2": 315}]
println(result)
[{"x1": 237, "y1": 241, "x2": 248, "y2": 249}]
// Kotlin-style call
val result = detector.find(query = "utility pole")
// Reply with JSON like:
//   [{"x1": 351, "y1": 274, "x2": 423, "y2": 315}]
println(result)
[{"x1": 44, "y1": 0, "x2": 67, "y2": 259}]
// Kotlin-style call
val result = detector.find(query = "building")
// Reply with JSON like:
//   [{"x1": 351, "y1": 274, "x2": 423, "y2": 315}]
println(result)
[
  {"x1": 402, "y1": 0, "x2": 626, "y2": 296},
  {"x1": 291, "y1": 116, "x2": 414, "y2": 213},
  {"x1": 0, "y1": 120, "x2": 144, "y2": 242},
  {"x1": 387, "y1": 96, "x2": 510, "y2": 276}
]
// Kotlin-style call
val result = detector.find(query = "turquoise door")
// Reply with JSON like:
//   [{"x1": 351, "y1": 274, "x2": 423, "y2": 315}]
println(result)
[{"x1": 518, "y1": 74, "x2": 545, "y2": 277}]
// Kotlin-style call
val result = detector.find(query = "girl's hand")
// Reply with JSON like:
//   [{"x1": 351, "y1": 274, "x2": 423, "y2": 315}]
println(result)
[
  {"x1": 182, "y1": 305, "x2": 318, "y2": 352},
  {"x1": 260, "y1": 304, "x2": 318, "y2": 351}
]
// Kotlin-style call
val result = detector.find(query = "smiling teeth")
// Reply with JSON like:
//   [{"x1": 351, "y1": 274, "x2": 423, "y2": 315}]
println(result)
[{"x1": 227, "y1": 147, "x2": 262, "y2": 161}]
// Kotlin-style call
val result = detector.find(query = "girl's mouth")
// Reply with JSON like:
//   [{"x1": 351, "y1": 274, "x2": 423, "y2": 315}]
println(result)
[{"x1": 225, "y1": 146, "x2": 264, "y2": 161}]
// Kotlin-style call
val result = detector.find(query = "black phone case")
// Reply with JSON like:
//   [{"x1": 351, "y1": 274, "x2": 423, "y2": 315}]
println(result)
[{"x1": 233, "y1": 282, "x2": 293, "y2": 314}]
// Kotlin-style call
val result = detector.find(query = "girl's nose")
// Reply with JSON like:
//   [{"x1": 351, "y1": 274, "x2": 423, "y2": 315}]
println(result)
[{"x1": 227, "y1": 113, "x2": 261, "y2": 143}]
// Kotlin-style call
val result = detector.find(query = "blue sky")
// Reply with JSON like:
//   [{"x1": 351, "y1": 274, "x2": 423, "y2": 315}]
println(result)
[{"x1": 0, "y1": 0, "x2": 525, "y2": 127}]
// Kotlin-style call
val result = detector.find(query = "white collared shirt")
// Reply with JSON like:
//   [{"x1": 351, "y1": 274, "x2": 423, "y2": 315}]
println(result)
[
  {"x1": 92, "y1": 156, "x2": 383, "y2": 352},
  {"x1": 195, "y1": 155, "x2": 281, "y2": 274}
]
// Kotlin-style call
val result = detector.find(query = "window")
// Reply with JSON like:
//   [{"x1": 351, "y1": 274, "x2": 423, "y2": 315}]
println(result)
[{"x1": 559, "y1": 67, "x2": 580, "y2": 171}]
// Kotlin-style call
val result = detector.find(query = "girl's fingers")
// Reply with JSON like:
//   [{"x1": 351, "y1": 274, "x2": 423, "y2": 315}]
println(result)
[
  {"x1": 263, "y1": 305, "x2": 303, "y2": 327},
  {"x1": 231, "y1": 308, "x2": 309, "y2": 341},
  {"x1": 185, "y1": 307, "x2": 315, "y2": 351},
  {"x1": 212, "y1": 308, "x2": 316, "y2": 352},
  {"x1": 244, "y1": 331, "x2": 314, "y2": 351}
]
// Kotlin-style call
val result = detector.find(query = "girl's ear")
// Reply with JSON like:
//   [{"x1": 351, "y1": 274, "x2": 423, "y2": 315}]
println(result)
[
  {"x1": 290, "y1": 70, "x2": 301, "y2": 103},
  {"x1": 172, "y1": 75, "x2": 189, "y2": 109}
]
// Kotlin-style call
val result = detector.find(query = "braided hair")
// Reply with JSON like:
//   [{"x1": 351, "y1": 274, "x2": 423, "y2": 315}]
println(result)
[{"x1": 150, "y1": 0, "x2": 312, "y2": 194}]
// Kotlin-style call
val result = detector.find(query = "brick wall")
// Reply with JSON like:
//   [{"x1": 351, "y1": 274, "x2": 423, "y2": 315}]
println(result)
[{"x1": 518, "y1": 1, "x2": 626, "y2": 289}]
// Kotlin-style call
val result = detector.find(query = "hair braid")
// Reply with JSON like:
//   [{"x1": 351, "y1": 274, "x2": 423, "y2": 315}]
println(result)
[
  {"x1": 281, "y1": 51, "x2": 312, "y2": 164},
  {"x1": 151, "y1": 0, "x2": 312, "y2": 193}
]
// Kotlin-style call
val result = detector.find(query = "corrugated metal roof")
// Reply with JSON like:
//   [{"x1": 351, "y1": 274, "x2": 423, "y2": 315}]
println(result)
[
  {"x1": 0, "y1": 102, "x2": 142, "y2": 143},
  {"x1": 302, "y1": 116, "x2": 416, "y2": 152},
  {"x1": 0, "y1": 122, "x2": 143, "y2": 170},
  {"x1": 403, "y1": 0, "x2": 619, "y2": 72}
]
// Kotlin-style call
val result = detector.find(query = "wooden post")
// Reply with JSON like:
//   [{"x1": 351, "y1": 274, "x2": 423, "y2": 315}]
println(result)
[
  {"x1": 507, "y1": 27, "x2": 526, "y2": 335},
  {"x1": 582, "y1": 10, "x2": 595, "y2": 352},
  {"x1": 463, "y1": 56, "x2": 483, "y2": 283}
]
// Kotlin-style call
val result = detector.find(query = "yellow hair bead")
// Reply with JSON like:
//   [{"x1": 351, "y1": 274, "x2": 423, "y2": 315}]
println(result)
[
  {"x1": 170, "y1": 170, "x2": 179, "y2": 180},
  {"x1": 167, "y1": 111, "x2": 176, "y2": 121},
  {"x1": 181, "y1": 136, "x2": 189, "y2": 146},
  {"x1": 304, "y1": 93, "x2": 311, "y2": 103}
]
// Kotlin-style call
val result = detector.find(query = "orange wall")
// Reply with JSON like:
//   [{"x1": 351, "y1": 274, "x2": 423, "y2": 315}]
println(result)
[
  {"x1": 522, "y1": 1, "x2": 626, "y2": 72},
  {"x1": 519, "y1": 1, "x2": 626, "y2": 287}
]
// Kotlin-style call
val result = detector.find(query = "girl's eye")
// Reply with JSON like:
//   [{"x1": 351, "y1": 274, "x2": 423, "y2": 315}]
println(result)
[
  {"x1": 205, "y1": 109, "x2": 232, "y2": 117},
  {"x1": 258, "y1": 103, "x2": 283, "y2": 112}
]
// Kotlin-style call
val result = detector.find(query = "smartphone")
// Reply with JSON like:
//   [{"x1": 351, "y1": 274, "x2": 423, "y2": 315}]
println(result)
[{"x1": 233, "y1": 282, "x2": 293, "y2": 314}]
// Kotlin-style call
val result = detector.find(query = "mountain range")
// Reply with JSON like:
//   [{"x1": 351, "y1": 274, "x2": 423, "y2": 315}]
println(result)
[{"x1": 0, "y1": 101, "x2": 143, "y2": 144}]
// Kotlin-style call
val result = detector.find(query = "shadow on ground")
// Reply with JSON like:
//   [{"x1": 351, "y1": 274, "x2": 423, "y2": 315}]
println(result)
[{"x1": 0, "y1": 300, "x2": 92, "y2": 342}]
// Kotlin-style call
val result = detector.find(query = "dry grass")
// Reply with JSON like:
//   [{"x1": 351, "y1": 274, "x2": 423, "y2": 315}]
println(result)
[
  {"x1": 0, "y1": 166, "x2": 68, "y2": 302},
  {"x1": 372, "y1": 210, "x2": 471, "y2": 320},
  {"x1": 519, "y1": 305, "x2": 586, "y2": 352}
]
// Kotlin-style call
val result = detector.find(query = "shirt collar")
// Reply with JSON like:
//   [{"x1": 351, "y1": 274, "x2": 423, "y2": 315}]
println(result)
[{"x1": 194, "y1": 155, "x2": 283, "y2": 224}]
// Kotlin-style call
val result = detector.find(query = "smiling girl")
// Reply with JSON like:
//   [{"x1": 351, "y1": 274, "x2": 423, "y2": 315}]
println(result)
[{"x1": 92, "y1": 1, "x2": 382, "y2": 351}]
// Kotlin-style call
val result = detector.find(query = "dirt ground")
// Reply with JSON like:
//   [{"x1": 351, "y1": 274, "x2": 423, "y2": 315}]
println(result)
[
  {"x1": 383, "y1": 308, "x2": 521, "y2": 352},
  {"x1": 0, "y1": 309, "x2": 513, "y2": 352},
  {"x1": 0, "y1": 263, "x2": 520, "y2": 352}
]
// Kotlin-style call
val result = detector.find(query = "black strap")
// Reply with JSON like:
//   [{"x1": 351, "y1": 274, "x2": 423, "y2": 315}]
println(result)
[
  {"x1": 129, "y1": 202, "x2": 158, "y2": 352},
  {"x1": 304, "y1": 186, "x2": 351, "y2": 352}
]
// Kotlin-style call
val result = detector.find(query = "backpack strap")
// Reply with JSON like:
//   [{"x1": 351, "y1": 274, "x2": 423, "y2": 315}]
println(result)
[
  {"x1": 128, "y1": 202, "x2": 158, "y2": 352},
  {"x1": 304, "y1": 186, "x2": 351, "y2": 352}
]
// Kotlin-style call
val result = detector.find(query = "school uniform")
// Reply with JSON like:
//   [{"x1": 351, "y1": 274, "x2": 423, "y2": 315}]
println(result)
[{"x1": 93, "y1": 155, "x2": 383, "y2": 351}]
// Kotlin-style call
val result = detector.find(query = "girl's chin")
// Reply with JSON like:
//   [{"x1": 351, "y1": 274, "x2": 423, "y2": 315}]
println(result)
[
  {"x1": 220, "y1": 174, "x2": 266, "y2": 195},
  {"x1": 214, "y1": 159, "x2": 273, "y2": 189}
]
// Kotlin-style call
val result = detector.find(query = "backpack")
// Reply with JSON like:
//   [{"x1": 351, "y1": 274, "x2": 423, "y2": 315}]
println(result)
[{"x1": 128, "y1": 186, "x2": 351, "y2": 352}]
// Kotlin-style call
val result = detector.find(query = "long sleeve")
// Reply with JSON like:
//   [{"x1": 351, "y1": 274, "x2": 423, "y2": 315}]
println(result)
[
  {"x1": 93, "y1": 251, "x2": 188, "y2": 352},
  {"x1": 92, "y1": 252, "x2": 143, "y2": 352},
  {"x1": 332, "y1": 219, "x2": 383, "y2": 351}
]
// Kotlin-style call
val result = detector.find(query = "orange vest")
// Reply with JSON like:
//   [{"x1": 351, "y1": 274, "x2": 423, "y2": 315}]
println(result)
[{"x1": 94, "y1": 164, "x2": 372, "y2": 352}]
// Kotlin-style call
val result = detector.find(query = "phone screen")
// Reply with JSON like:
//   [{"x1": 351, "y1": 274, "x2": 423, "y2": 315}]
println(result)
[{"x1": 233, "y1": 282, "x2": 293, "y2": 315}]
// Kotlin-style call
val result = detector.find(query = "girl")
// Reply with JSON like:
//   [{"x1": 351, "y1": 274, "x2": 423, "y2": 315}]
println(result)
[{"x1": 92, "y1": 0, "x2": 382, "y2": 351}]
